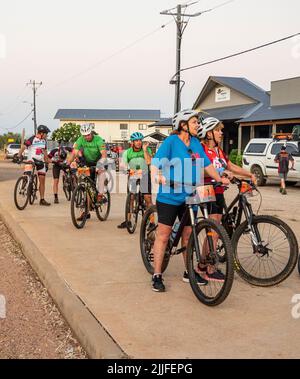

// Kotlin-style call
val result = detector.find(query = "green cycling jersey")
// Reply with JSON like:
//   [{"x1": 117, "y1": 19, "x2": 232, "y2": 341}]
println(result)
[{"x1": 123, "y1": 147, "x2": 152, "y2": 171}]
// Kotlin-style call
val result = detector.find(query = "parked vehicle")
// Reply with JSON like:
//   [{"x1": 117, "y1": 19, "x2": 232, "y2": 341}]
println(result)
[
  {"x1": 243, "y1": 138, "x2": 300, "y2": 186},
  {"x1": 5, "y1": 143, "x2": 28, "y2": 160}
]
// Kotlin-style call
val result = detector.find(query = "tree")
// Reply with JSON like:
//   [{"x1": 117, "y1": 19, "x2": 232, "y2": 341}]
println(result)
[
  {"x1": 51, "y1": 123, "x2": 81, "y2": 143},
  {"x1": 0, "y1": 132, "x2": 22, "y2": 150}
]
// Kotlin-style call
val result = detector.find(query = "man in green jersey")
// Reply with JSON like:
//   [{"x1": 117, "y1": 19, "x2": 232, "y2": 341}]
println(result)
[
  {"x1": 117, "y1": 132, "x2": 153, "y2": 229},
  {"x1": 68, "y1": 124, "x2": 107, "y2": 221}
]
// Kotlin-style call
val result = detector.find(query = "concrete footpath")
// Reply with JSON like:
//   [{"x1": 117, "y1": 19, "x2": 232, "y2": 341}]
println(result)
[{"x1": 1, "y1": 164, "x2": 300, "y2": 358}]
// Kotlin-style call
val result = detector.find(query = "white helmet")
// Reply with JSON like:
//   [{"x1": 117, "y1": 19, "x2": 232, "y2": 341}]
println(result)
[
  {"x1": 197, "y1": 117, "x2": 221, "y2": 139},
  {"x1": 80, "y1": 123, "x2": 93, "y2": 136},
  {"x1": 172, "y1": 109, "x2": 199, "y2": 131}
]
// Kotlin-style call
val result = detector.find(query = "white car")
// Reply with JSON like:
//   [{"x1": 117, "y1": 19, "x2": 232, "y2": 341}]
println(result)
[
  {"x1": 5, "y1": 143, "x2": 28, "y2": 160},
  {"x1": 243, "y1": 138, "x2": 300, "y2": 186}
]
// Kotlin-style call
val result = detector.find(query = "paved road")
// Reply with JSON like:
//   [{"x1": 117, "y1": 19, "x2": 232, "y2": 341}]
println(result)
[
  {"x1": 0, "y1": 161, "x2": 21, "y2": 182},
  {"x1": 0, "y1": 160, "x2": 300, "y2": 358}
]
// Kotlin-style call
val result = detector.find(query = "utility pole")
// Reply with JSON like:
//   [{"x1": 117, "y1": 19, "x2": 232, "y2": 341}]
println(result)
[
  {"x1": 26, "y1": 80, "x2": 42, "y2": 134},
  {"x1": 161, "y1": 2, "x2": 205, "y2": 113}
]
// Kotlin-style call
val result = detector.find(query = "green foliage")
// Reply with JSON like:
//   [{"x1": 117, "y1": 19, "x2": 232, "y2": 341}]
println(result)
[
  {"x1": 229, "y1": 148, "x2": 243, "y2": 167},
  {"x1": 0, "y1": 132, "x2": 22, "y2": 150},
  {"x1": 51, "y1": 123, "x2": 81, "y2": 143}
]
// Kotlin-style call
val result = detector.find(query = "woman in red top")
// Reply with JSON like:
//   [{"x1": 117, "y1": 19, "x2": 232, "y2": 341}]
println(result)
[{"x1": 198, "y1": 117, "x2": 256, "y2": 224}]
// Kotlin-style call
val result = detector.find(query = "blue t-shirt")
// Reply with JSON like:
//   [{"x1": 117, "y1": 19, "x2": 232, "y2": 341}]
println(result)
[{"x1": 152, "y1": 135, "x2": 211, "y2": 205}]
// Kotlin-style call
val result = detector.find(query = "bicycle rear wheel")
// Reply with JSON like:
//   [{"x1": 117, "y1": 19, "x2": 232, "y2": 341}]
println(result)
[
  {"x1": 63, "y1": 174, "x2": 71, "y2": 201},
  {"x1": 70, "y1": 184, "x2": 88, "y2": 229},
  {"x1": 14, "y1": 176, "x2": 30, "y2": 210},
  {"x1": 125, "y1": 193, "x2": 139, "y2": 234},
  {"x1": 140, "y1": 205, "x2": 170, "y2": 275},
  {"x1": 232, "y1": 215, "x2": 298, "y2": 286},
  {"x1": 187, "y1": 219, "x2": 234, "y2": 306},
  {"x1": 95, "y1": 191, "x2": 111, "y2": 221}
]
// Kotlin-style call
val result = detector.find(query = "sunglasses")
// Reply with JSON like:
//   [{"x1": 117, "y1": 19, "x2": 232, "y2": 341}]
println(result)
[{"x1": 187, "y1": 148, "x2": 196, "y2": 162}]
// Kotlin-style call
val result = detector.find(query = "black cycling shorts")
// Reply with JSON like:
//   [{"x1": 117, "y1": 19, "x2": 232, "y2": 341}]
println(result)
[
  {"x1": 206, "y1": 193, "x2": 226, "y2": 215},
  {"x1": 52, "y1": 164, "x2": 62, "y2": 180},
  {"x1": 128, "y1": 172, "x2": 152, "y2": 195},
  {"x1": 156, "y1": 200, "x2": 195, "y2": 227}
]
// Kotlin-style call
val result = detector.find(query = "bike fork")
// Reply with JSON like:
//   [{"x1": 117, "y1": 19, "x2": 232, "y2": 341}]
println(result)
[{"x1": 189, "y1": 206, "x2": 202, "y2": 263}]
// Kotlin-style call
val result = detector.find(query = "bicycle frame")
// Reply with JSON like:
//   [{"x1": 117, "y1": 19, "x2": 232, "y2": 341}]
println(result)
[{"x1": 223, "y1": 181, "x2": 264, "y2": 249}]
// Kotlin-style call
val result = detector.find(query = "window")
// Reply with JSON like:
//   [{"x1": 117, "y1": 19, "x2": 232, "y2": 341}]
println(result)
[
  {"x1": 120, "y1": 123, "x2": 128, "y2": 130},
  {"x1": 270, "y1": 143, "x2": 298, "y2": 156},
  {"x1": 245, "y1": 143, "x2": 267, "y2": 154},
  {"x1": 9, "y1": 144, "x2": 21, "y2": 149},
  {"x1": 138, "y1": 124, "x2": 147, "y2": 130}
]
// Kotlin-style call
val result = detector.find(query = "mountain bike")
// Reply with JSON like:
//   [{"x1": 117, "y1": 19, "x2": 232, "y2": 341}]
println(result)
[
  {"x1": 61, "y1": 164, "x2": 78, "y2": 201},
  {"x1": 70, "y1": 165, "x2": 111, "y2": 229},
  {"x1": 221, "y1": 176, "x2": 298, "y2": 286},
  {"x1": 140, "y1": 181, "x2": 234, "y2": 306},
  {"x1": 125, "y1": 169, "x2": 147, "y2": 234},
  {"x1": 13, "y1": 158, "x2": 40, "y2": 210}
]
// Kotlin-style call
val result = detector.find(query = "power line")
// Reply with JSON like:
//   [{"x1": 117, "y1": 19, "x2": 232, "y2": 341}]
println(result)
[
  {"x1": 41, "y1": 21, "x2": 173, "y2": 94},
  {"x1": 0, "y1": 109, "x2": 33, "y2": 132},
  {"x1": 0, "y1": 85, "x2": 29, "y2": 116},
  {"x1": 171, "y1": 31, "x2": 300, "y2": 79}
]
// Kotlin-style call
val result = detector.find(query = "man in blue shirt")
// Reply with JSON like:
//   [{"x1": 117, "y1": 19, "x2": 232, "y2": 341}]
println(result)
[{"x1": 150, "y1": 110, "x2": 229, "y2": 292}]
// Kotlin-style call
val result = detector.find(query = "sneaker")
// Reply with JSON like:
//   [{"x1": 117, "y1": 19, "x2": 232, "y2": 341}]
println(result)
[
  {"x1": 205, "y1": 269, "x2": 225, "y2": 282},
  {"x1": 54, "y1": 197, "x2": 59, "y2": 204},
  {"x1": 40, "y1": 199, "x2": 51, "y2": 206},
  {"x1": 152, "y1": 274, "x2": 165, "y2": 292},
  {"x1": 117, "y1": 221, "x2": 127, "y2": 229},
  {"x1": 279, "y1": 188, "x2": 283, "y2": 193},
  {"x1": 282, "y1": 189, "x2": 287, "y2": 195},
  {"x1": 76, "y1": 212, "x2": 91, "y2": 221},
  {"x1": 183, "y1": 270, "x2": 208, "y2": 286}
]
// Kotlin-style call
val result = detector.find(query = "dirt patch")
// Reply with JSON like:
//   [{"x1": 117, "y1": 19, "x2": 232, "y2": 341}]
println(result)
[{"x1": 0, "y1": 220, "x2": 87, "y2": 359}]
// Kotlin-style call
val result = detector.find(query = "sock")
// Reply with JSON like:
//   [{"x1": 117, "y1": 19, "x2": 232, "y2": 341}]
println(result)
[{"x1": 153, "y1": 273, "x2": 162, "y2": 277}]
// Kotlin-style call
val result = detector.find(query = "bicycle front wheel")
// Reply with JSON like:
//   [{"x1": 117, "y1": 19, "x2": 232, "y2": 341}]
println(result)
[
  {"x1": 232, "y1": 215, "x2": 299, "y2": 286},
  {"x1": 14, "y1": 176, "x2": 30, "y2": 210},
  {"x1": 139, "y1": 205, "x2": 170, "y2": 275},
  {"x1": 125, "y1": 193, "x2": 139, "y2": 234},
  {"x1": 29, "y1": 174, "x2": 38, "y2": 205},
  {"x1": 95, "y1": 191, "x2": 111, "y2": 221},
  {"x1": 70, "y1": 184, "x2": 88, "y2": 229},
  {"x1": 187, "y1": 219, "x2": 234, "y2": 306}
]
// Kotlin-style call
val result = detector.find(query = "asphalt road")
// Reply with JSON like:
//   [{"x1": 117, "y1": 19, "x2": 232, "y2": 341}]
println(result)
[{"x1": 0, "y1": 161, "x2": 22, "y2": 182}]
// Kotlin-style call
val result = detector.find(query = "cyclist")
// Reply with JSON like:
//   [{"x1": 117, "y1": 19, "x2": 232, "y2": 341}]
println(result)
[
  {"x1": 17, "y1": 124, "x2": 52, "y2": 206},
  {"x1": 197, "y1": 116, "x2": 256, "y2": 280},
  {"x1": 150, "y1": 110, "x2": 230, "y2": 292},
  {"x1": 67, "y1": 124, "x2": 107, "y2": 221},
  {"x1": 117, "y1": 132, "x2": 153, "y2": 229},
  {"x1": 48, "y1": 145, "x2": 73, "y2": 203}
]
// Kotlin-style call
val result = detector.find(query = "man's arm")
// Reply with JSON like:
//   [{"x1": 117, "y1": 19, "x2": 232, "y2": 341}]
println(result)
[{"x1": 143, "y1": 143, "x2": 152, "y2": 165}]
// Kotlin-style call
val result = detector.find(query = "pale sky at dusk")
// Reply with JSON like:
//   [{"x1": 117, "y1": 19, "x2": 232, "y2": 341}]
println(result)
[{"x1": 0, "y1": 0, "x2": 300, "y2": 135}]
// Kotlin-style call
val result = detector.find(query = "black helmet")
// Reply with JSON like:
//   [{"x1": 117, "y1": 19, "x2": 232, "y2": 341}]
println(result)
[{"x1": 37, "y1": 125, "x2": 51, "y2": 134}]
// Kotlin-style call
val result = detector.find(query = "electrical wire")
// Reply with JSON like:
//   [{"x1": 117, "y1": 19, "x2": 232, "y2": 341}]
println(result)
[
  {"x1": 171, "y1": 32, "x2": 300, "y2": 80},
  {"x1": 41, "y1": 20, "x2": 174, "y2": 94},
  {"x1": 0, "y1": 110, "x2": 33, "y2": 132}
]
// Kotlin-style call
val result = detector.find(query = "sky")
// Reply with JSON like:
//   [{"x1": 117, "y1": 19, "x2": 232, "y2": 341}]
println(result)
[{"x1": 0, "y1": 0, "x2": 300, "y2": 136}]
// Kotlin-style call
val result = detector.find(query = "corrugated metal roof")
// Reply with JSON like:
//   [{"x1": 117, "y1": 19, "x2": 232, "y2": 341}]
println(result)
[
  {"x1": 203, "y1": 104, "x2": 258, "y2": 121},
  {"x1": 239, "y1": 103, "x2": 300, "y2": 123},
  {"x1": 193, "y1": 76, "x2": 269, "y2": 109},
  {"x1": 212, "y1": 76, "x2": 269, "y2": 103},
  {"x1": 54, "y1": 109, "x2": 161, "y2": 121},
  {"x1": 149, "y1": 118, "x2": 172, "y2": 127}
]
